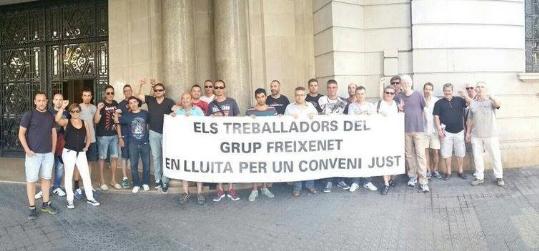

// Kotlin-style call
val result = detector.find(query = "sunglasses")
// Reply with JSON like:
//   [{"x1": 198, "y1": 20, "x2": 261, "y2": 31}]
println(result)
[
  {"x1": 204, "y1": 85, "x2": 213, "y2": 88},
  {"x1": 106, "y1": 92, "x2": 114, "y2": 95},
  {"x1": 154, "y1": 89, "x2": 164, "y2": 92},
  {"x1": 70, "y1": 110, "x2": 80, "y2": 113},
  {"x1": 214, "y1": 86, "x2": 225, "y2": 89},
  {"x1": 385, "y1": 92, "x2": 395, "y2": 95},
  {"x1": 466, "y1": 87, "x2": 474, "y2": 90},
  {"x1": 390, "y1": 82, "x2": 399, "y2": 85}
]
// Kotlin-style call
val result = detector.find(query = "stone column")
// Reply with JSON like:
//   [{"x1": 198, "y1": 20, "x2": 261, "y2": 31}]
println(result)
[
  {"x1": 162, "y1": 0, "x2": 196, "y2": 99},
  {"x1": 213, "y1": 0, "x2": 251, "y2": 111}
]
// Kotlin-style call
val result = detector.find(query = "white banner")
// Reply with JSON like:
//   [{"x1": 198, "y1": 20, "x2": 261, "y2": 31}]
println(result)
[{"x1": 163, "y1": 114, "x2": 405, "y2": 183}]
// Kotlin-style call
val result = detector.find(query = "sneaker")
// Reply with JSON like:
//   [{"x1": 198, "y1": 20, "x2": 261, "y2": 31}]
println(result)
[
  {"x1": 179, "y1": 193, "x2": 191, "y2": 205},
  {"x1": 112, "y1": 183, "x2": 122, "y2": 190},
  {"x1": 337, "y1": 181, "x2": 350, "y2": 190},
  {"x1": 433, "y1": 171, "x2": 443, "y2": 179},
  {"x1": 407, "y1": 177, "x2": 417, "y2": 187},
  {"x1": 213, "y1": 189, "x2": 225, "y2": 202},
  {"x1": 28, "y1": 207, "x2": 38, "y2": 220},
  {"x1": 261, "y1": 188, "x2": 275, "y2": 198},
  {"x1": 323, "y1": 182, "x2": 333, "y2": 193},
  {"x1": 496, "y1": 178, "x2": 505, "y2": 187},
  {"x1": 87, "y1": 199, "x2": 100, "y2": 206},
  {"x1": 457, "y1": 172, "x2": 467, "y2": 180},
  {"x1": 154, "y1": 181, "x2": 161, "y2": 190},
  {"x1": 349, "y1": 182, "x2": 360, "y2": 192},
  {"x1": 381, "y1": 185, "x2": 390, "y2": 195},
  {"x1": 227, "y1": 189, "x2": 240, "y2": 201},
  {"x1": 142, "y1": 184, "x2": 150, "y2": 191},
  {"x1": 34, "y1": 191, "x2": 43, "y2": 200},
  {"x1": 197, "y1": 194, "x2": 205, "y2": 205},
  {"x1": 53, "y1": 188, "x2": 66, "y2": 197},
  {"x1": 420, "y1": 184, "x2": 430, "y2": 193},
  {"x1": 66, "y1": 201, "x2": 74, "y2": 209},
  {"x1": 389, "y1": 179, "x2": 397, "y2": 187},
  {"x1": 471, "y1": 178, "x2": 484, "y2": 186},
  {"x1": 161, "y1": 184, "x2": 169, "y2": 193},
  {"x1": 100, "y1": 184, "x2": 109, "y2": 191},
  {"x1": 363, "y1": 182, "x2": 378, "y2": 191},
  {"x1": 121, "y1": 178, "x2": 129, "y2": 189},
  {"x1": 74, "y1": 189, "x2": 83, "y2": 200},
  {"x1": 248, "y1": 190, "x2": 258, "y2": 202},
  {"x1": 132, "y1": 186, "x2": 140, "y2": 193},
  {"x1": 40, "y1": 202, "x2": 58, "y2": 215}
]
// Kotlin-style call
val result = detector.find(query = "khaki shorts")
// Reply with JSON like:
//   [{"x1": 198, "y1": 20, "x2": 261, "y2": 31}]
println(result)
[
  {"x1": 425, "y1": 133, "x2": 441, "y2": 150},
  {"x1": 441, "y1": 131, "x2": 465, "y2": 158}
]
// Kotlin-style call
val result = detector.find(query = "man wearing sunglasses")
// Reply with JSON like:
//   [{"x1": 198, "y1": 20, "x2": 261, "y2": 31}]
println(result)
[
  {"x1": 464, "y1": 83, "x2": 477, "y2": 175},
  {"x1": 390, "y1": 75, "x2": 402, "y2": 101},
  {"x1": 94, "y1": 85, "x2": 122, "y2": 191},
  {"x1": 200, "y1": 79, "x2": 215, "y2": 104},
  {"x1": 136, "y1": 79, "x2": 175, "y2": 193},
  {"x1": 207, "y1": 80, "x2": 241, "y2": 202}
]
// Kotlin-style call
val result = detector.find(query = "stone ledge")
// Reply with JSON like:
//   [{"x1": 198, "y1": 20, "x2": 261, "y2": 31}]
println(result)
[{"x1": 517, "y1": 73, "x2": 539, "y2": 83}]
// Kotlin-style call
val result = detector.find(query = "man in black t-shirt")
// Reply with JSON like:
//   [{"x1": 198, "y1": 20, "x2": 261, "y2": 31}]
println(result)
[
  {"x1": 94, "y1": 85, "x2": 122, "y2": 191},
  {"x1": 265, "y1": 80, "x2": 290, "y2": 115},
  {"x1": 305, "y1": 78, "x2": 323, "y2": 113},
  {"x1": 19, "y1": 92, "x2": 58, "y2": 219},
  {"x1": 117, "y1": 84, "x2": 133, "y2": 189},
  {"x1": 433, "y1": 83, "x2": 468, "y2": 180},
  {"x1": 136, "y1": 79, "x2": 175, "y2": 192}
]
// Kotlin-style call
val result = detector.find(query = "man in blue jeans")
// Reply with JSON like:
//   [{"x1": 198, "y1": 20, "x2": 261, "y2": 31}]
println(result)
[
  {"x1": 19, "y1": 92, "x2": 59, "y2": 219},
  {"x1": 136, "y1": 79, "x2": 175, "y2": 193},
  {"x1": 116, "y1": 96, "x2": 151, "y2": 193}
]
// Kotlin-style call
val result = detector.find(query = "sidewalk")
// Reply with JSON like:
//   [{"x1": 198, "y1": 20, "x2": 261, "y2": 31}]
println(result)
[{"x1": 0, "y1": 166, "x2": 538, "y2": 250}]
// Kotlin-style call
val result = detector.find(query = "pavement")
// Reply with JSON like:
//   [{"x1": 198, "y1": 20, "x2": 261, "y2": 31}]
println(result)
[{"x1": 0, "y1": 167, "x2": 538, "y2": 251}]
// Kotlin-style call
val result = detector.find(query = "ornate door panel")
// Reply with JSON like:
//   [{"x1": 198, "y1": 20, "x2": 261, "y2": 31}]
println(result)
[{"x1": 0, "y1": 0, "x2": 108, "y2": 156}]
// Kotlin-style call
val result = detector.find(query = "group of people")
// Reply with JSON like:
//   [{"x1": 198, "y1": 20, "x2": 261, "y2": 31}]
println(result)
[{"x1": 20, "y1": 74, "x2": 504, "y2": 220}]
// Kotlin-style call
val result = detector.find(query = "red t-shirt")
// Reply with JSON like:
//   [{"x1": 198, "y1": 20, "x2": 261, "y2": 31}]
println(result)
[{"x1": 193, "y1": 100, "x2": 209, "y2": 115}]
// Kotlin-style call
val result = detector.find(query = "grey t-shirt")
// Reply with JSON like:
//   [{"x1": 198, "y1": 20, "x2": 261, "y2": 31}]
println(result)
[
  {"x1": 398, "y1": 91, "x2": 425, "y2": 133},
  {"x1": 80, "y1": 103, "x2": 97, "y2": 143},
  {"x1": 468, "y1": 99, "x2": 498, "y2": 138}
]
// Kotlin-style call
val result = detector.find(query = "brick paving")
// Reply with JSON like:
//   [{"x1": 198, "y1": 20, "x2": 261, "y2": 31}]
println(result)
[{"x1": 0, "y1": 167, "x2": 538, "y2": 251}]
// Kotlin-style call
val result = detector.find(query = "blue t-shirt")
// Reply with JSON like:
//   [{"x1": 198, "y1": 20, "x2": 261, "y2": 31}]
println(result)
[
  {"x1": 120, "y1": 110, "x2": 149, "y2": 145},
  {"x1": 175, "y1": 107, "x2": 205, "y2": 116}
]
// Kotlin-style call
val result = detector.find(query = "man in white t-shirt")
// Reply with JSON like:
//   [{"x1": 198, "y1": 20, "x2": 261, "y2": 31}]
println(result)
[
  {"x1": 318, "y1": 79, "x2": 349, "y2": 192},
  {"x1": 285, "y1": 87, "x2": 318, "y2": 197},
  {"x1": 423, "y1": 82, "x2": 442, "y2": 180},
  {"x1": 347, "y1": 86, "x2": 378, "y2": 192},
  {"x1": 200, "y1": 79, "x2": 215, "y2": 104}
]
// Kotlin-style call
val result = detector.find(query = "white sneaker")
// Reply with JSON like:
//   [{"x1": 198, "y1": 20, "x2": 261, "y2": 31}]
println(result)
[
  {"x1": 66, "y1": 201, "x2": 74, "y2": 209},
  {"x1": 142, "y1": 184, "x2": 150, "y2": 191},
  {"x1": 363, "y1": 182, "x2": 378, "y2": 191},
  {"x1": 248, "y1": 190, "x2": 258, "y2": 202},
  {"x1": 53, "y1": 187, "x2": 66, "y2": 197},
  {"x1": 420, "y1": 184, "x2": 430, "y2": 193},
  {"x1": 87, "y1": 199, "x2": 100, "y2": 206},
  {"x1": 407, "y1": 177, "x2": 417, "y2": 187},
  {"x1": 34, "y1": 191, "x2": 43, "y2": 200},
  {"x1": 132, "y1": 186, "x2": 140, "y2": 193},
  {"x1": 113, "y1": 183, "x2": 122, "y2": 190},
  {"x1": 100, "y1": 184, "x2": 109, "y2": 191},
  {"x1": 349, "y1": 183, "x2": 360, "y2": 192}
]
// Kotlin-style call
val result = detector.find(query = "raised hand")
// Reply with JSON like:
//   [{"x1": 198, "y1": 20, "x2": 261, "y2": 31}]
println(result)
[
  {"x1": 61, "y1": 100, "x2": 69, "y2": 109},
  {"x1": 97, "y1": 102, "x2": 105, "y2": 110}
]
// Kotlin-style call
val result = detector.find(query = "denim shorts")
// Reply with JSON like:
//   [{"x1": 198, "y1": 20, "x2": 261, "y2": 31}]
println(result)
[
  {"x1": 97, "y1": 135, "x2": 119, "y2": 159},
  {"x1": 25, "y1": 152, "x2": 54, "y2": 182}
]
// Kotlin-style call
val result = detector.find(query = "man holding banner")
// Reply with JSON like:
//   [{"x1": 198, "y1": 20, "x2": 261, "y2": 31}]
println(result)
[
  {"x1": 245, "y1": 88, "x2": 278, "y2": 202},
  {"x1": 285, "y1": 87, "x2": 319, "y2": 197},
  {"x1": 207, "y1": 80, "x2": 241, "y2": 202}
]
